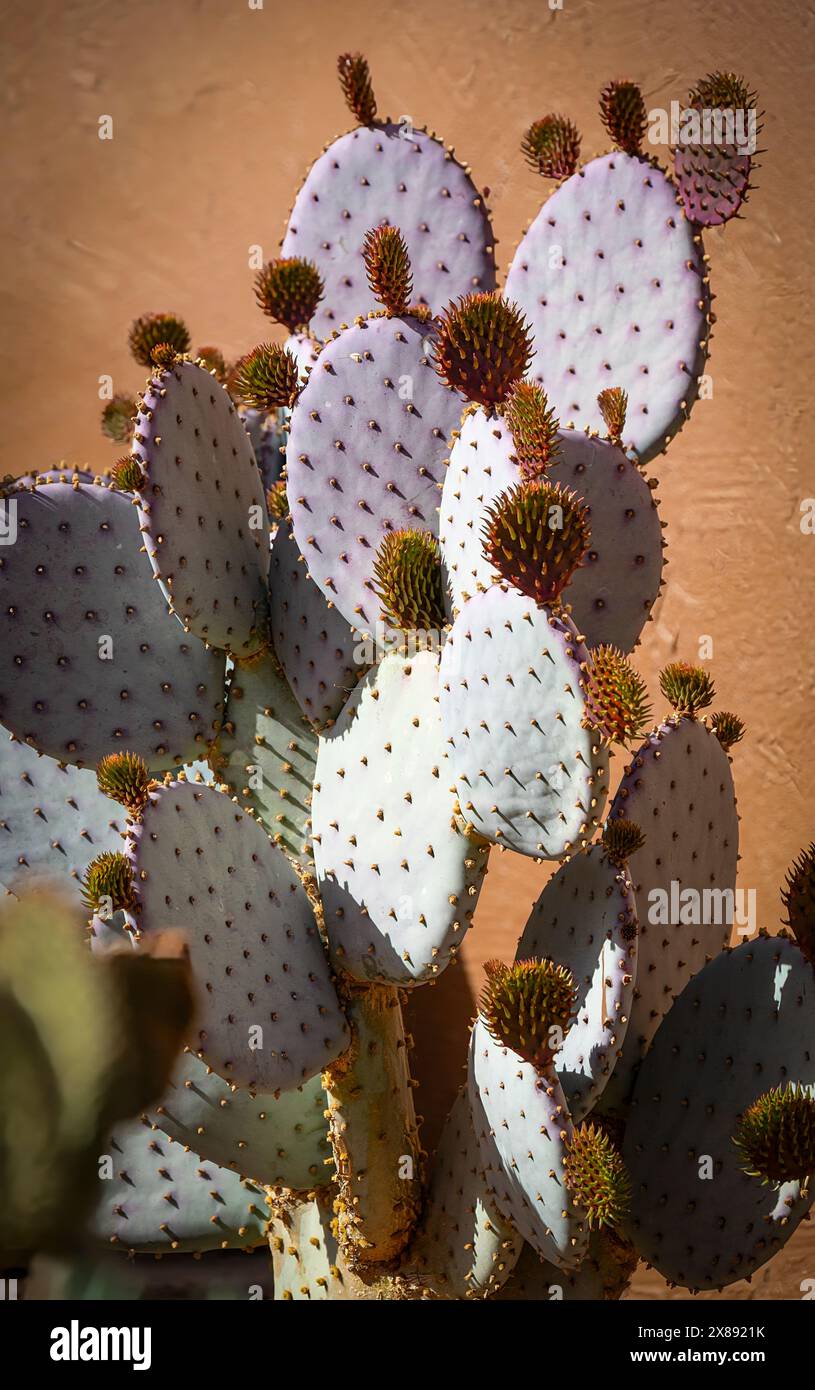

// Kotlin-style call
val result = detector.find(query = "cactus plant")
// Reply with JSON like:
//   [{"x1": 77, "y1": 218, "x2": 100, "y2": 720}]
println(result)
[{"x1": 4, "y1": 56, "x2": 797, "y2": 1307}]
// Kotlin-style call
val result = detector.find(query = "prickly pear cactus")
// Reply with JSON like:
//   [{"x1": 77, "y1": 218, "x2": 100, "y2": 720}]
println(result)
[{"x1": 4, "y1": 58, "x2": 788, "y2": 1306}]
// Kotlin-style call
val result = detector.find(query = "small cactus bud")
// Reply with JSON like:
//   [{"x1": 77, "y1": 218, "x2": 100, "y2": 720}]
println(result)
[
  {"x1": 482, "y1": 480, "x2": 590, "y2": 606},
  {"x1": 362, "y1": 225, "x2": 412, "y2": 317},
  {"x1": 503, "y1": 381, "x2": 561, "y2": 478},
  {"x1": 254, "y1": 259, "x2": 324, "y2": 333},
  {"x1": 733, "y1": 1083, "x2": 815, "y2": 1186},
  {"x1": 781, "y1": 843, "x2": 815, "y2": 968},
  {"x1": 564, "y1": 1122, "x2": 631, "y2": 1229},
  {"x1": 659, "y1": 661, "x2": 715, "y2": 717},
  {"x1": 433, "y1": 293, "x2": 533, "y2": 407},
  {"x1": 231, "y1": 344, "x2": 300, "y2": 411},
  {"x1": 128, "y1": 312, "x2": 191, "y2": 368},
  {"x1": 96, "y1": 752, "x2": 151, "y2": 813},
  {"x1": 110, "y1": 455, "x2": 146, "y2": 492},
  {"x1": 479, "y1": 958, "x2": 577, "y2": 1070},
  {"x1": 521, "y1": 114, "x2": 581, "y2": 179},
  {"x1": 337, "y1": 52, "x2": 377, "y2": 125},
  {"x1": 597, "y1": 386, "x2": 628, "y2": 444},
  {"x1": 599, "y1": 79, "x2": 647, "y2": 155},
  {"x1": 583, "y1": 645, "x2": 651, "y2": 744},
  {"x1": 372, "y1": 529, "x2": 446, "y2": 632},
  {"x1": 150, "y1": 342, "x2": 181, "y2": 370},
  {"x1": 710, "y1": 710, "x2": 746, "y2": 751},
  {"x1": 101, "y1": 394, "x2": 137, "y2": 444},
  {"x1": 81, "y1": 851, "x2": 136, "y2": 914},
  {"x1": 602, "y1": 817, "x2": 646, "y2": 867}
]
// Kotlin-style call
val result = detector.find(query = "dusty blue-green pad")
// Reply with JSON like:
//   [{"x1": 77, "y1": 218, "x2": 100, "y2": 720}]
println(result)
[
  {"x1": 216, "y1": 651, "x2": 318, "y2": 867},
  {"x1": 148, "y1": 1049, "x2": 331, "y2": 1189},
  {"x1": 126, "y1": 778, "x2": 349, "y2": 1091},
  {"x1": 0, "y1": 481, "x2": 225, "y2": 768},
  {"x1": 93, "y1": 1118, "x2": 269, "y2": 1254},
  {"x1": 0, "y1": 728, "x2": 125, "y2": 897},
  {"x1": 623, "y1": 934, "x2": 815, "y2": 1291},
  {"x1": 133, "y1": 359, "x2": 270, "y2": 657}
]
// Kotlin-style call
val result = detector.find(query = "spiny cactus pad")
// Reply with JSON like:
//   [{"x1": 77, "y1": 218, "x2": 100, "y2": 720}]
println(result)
[
  {"x1": 503, "y1": 380, "x2": 561, "y2": 478},
  {"x1": 673, "y1": 73, "x2": 758, "y2": 228},
  {"x1": 124, "y1": 778, "x2": 349, "y2": 1089},
  {"x1": 215, "y1": 652, "x2": 318, "y2": 866},
  {"x1": 93, "y1": 1118, "x2": 269, "y2": 1255},
  {"x1": 623, "y1": 936, "x2": 815, "y2": 1290},
  {"x1": 372, "y1": 529, "x2": 446, "y2": 632},
  {"x1": 439, "y1": 586, "x2": 609, "y2": 859},
  {"x1": 0, "y1": 731, "x2": 125, "y2": 898},
  {"x1": 286, "y1": 311, "x2": 463, "y2": 631},
  {"x1": 468, "y1": 1016, "x2": 588, "y2": 1269},
  {"x1": 433, "y1": 294, "x2": 533, "y2": 407},
  {"x1": 280, "y1": 84, "x2": 496, "y2": 339},
  {"x1": 599, "y1": 715, "x2": 739, "y2": 1113},
  {"x1": 599, "y1": 80, "x2": 648, "y2": 155},
  {"x1": 582, "y1": 646, "x2": 652, "y2": 743},
  {"x1": 0, "y1": 482, "x2": 225, "y2": 768},
  {"x1": 412, "y1": 1087, "x2": 522, "y2": 1298},
  {"x1": 564, "y1": 1121, "x2": 631, "y2": 1229},
  {"x1": 516, "y1": 840, "x2": 638, "y2": 1121},
  {"x1": 505, "y1": 153, "x2": 709, "y2": 460},
  {"x1": 147, "y1": 1051, "x2": 331, "y2": 1190},
  {"x1": 254, "y1": 257, "x2": 325, "y2": 333},
  {"x1": 269, "y1": 521, "x2": 361, "y2": 729},
  {"x1": 268, "y1": 1187, "x2": 358, "y2": 1301},
  {"x1": 313, "y1": 649, "x2": 488, "y2": 986},
  {"x1": 133, "y1": 359, "x2": 270, "y2": 656}
]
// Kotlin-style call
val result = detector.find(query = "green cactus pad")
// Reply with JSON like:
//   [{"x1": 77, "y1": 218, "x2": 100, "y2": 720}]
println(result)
[{"x1": 372, "y1": 529, "x2": 446, "y2": 632}]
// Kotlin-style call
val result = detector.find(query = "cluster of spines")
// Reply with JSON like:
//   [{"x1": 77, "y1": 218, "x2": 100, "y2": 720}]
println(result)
[
  {"x1": 482, "y1": 480, "x2": 590, "y2": 606},
  {"x1": 433, "y1": 294, "x2": 533, "y2": 407},
  {"x1": 479, "y1": 959, "x2": 576, "y2": 1071}
]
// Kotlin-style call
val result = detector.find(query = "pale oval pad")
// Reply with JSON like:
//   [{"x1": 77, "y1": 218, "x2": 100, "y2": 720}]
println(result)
[
  {"x1": 505, "y1": 153, "x2": 708, "y2": 460},
  {"x1": 216, "y1": 651, "x2": 318, "y2": 867},
  {"x1": 624, "y1": 935, "x2": 815, "y2": 1290},
  {"x1": 517, "y1": 841, "x2": 638, "y2": 1121},
  {"x1": 439, "y1": 410, "x2": 663, "y2": 651},
  {"x1": 412, "y1": 1086, "x2": 522, "y2": 1298},
  {"x1": 598, "y1": 716, "x2": 739, "y2": 1114},
  {"x1": 281, "y1": 123, "x2": 495, "y2": 340},
  {"x1": 126, "y1": 779, "x2": 349, "y2": 1091},
  {"x1": 673, "y1": 143, "x2": 752, "y2": 227},
  {"x1": 313, "y1": 649, "x2": 488, "y2": 986},
  {"x1": 286, "y1": 312, "x2": 463, "y2": 630},
  {"x1": 147, "y1": 1050, "x2": 330, "y2": 1190},
  {"x1": 133, "y1": 360, "x2": 270, "y2": 656},
  {"x1": 439, "y1": 586, "x2": 609, "y2": 859},
  {"x1": 93, "y1": 1118, "x2": 268, "y2": 1254},
  {"x1": 0, "y1": 483, "x2": 225, "y2": 768},
  {"x1": 269, "y1": 521, "x2": 361, "y2": 729},
  {"x1": 0, "y1": 730, "x2": 126, "y2": 897},
  {"x1": 468, "y1": 1017, "x2": 588, "y2": 1269}
]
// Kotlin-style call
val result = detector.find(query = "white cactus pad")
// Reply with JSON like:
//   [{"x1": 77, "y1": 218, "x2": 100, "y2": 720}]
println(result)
[
  {"x1": 281, "y1": 124, "x2": 495, "y2": 341},
  {"x1": 439, "y1": 586, "x2": 609, "y2": 860},
  {"x1": 412, "y1": 1087, "x2": 522, "y2": 1298},
  {"x1": 547, "y1": 434, "x2": 663, "y2": 651},
  {"x1": 268, "y1": 1189, "x2": 356, "y2": 1301},
  {"x1": 312, "y1": 649, "x2": 488, "y2": 986},
  {"x1": 0, "y1": 482, "x2": 225, "y2": 768},
  {"x1": 624, "y1": 935, "x2": 815, "y2": 1290},
  {"x1": 133, "y1": 360, "x2": 270, "y2": 657},
  {"x1": 286, "y1": 312, "x2": 463, "y2": 631},
  {"x1": 126, "y1": 779, "x2": 349, "y2": 1091},
  {"x1": 216, "y1": 651, "x2": 318, "y2": 866},
  {"x1": 439, "y1": 410, "x2": 664, "y2": 651},
  {"x1": 147, "y1": 1050, "x2": 330, "y2": 1190},
  {"x1": 516, "y1": 841, "x2": 638, "y2": 1121},
  {"x1": 439, "y1": 408, "x2": 518, "y2": 618},
  {"x1": 505, "y1": 153, "x2": 708, "y2": 460},
  {"x1": 468, "y1": 1018, "x2": 588, "y2": 1269},
  {"x1": 0, "y1": 730, "x2": 125, "y2": 897},
  {"x1": 269, "y1": 521, "x2": 362, "y2": 729},
  {"x1": 93, "y1": 1118, "x2": 269, "y2": 1254},
  {"x1": 598, "y1": 716, "x2": 738, "y2": 1113}
]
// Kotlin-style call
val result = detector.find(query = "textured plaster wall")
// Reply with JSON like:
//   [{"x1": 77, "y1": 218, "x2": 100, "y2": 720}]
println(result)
[{"x1": 1, "y1": 0, "x2": 812, "y2": 1298}]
